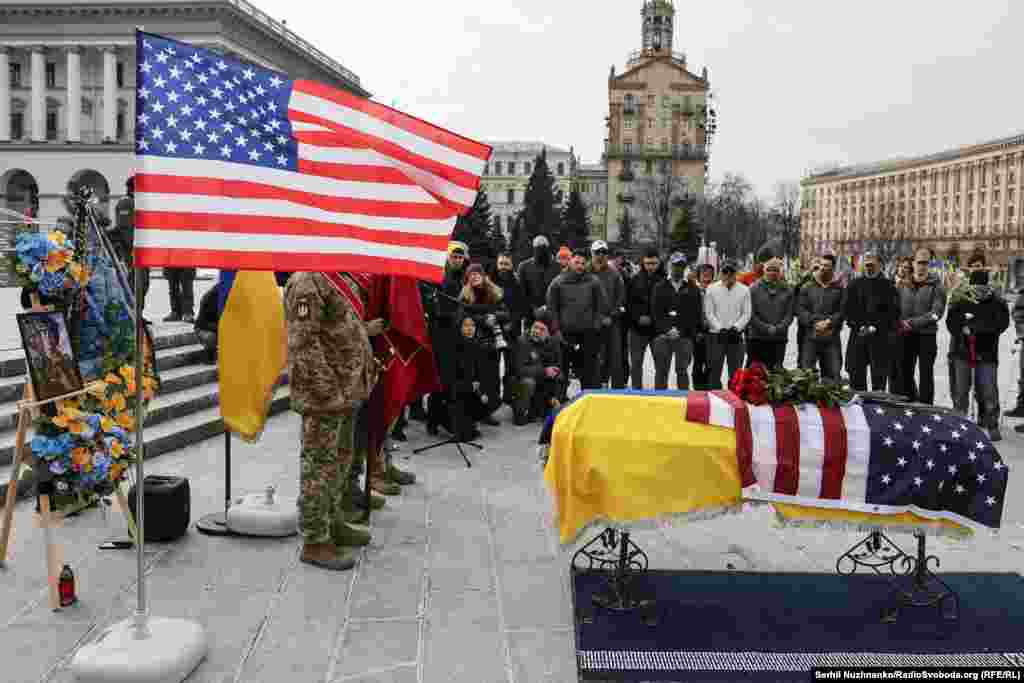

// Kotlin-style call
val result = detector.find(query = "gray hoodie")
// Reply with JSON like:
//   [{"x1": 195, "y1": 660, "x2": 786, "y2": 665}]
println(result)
[
  {"x1": 748, "y1": 279, "x2": 795, "y2": 341},
  {"x1": 589, "y1": 265, "x2": 625, "y2": 319}
]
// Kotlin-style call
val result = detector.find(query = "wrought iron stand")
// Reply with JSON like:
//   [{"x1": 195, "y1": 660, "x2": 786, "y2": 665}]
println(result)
[
  {"x1": 572, "y1": 527, "x2": 657, "y2": 625},
  {"x1": 836, "y1": 530, "x2": 959, "y2": 622}
]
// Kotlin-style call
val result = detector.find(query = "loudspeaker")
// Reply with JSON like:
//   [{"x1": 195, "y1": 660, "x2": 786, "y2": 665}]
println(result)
[{"x1": 127, "y1": 476, "x2": 191, "y2": 542}]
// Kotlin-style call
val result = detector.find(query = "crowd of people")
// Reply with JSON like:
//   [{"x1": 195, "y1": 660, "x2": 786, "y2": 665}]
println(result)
[{"x1": 402, "y1": 237, "x2": 1020, "y2": 448}]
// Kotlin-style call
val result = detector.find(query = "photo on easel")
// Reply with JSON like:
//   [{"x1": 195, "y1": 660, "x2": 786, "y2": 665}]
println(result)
[{"x1": 16, "y1": 310, "x2": 84, "y2": 402}]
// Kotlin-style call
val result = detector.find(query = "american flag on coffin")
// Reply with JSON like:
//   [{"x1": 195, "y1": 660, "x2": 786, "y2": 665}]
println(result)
[
  {"x1": 132, "y1": 31, "x2": 490, "y2": 281},
  {"x1": 685, "y1": 392, "x2": 1009, "y2": 532}
]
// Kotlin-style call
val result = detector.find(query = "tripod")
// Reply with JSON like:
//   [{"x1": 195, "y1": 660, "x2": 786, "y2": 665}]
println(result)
[{"x1": 414, "y1": 289, "x2": 481, "y2": 468}]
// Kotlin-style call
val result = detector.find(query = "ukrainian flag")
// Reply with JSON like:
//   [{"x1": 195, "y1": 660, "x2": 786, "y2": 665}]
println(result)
[{"x1": 217, "y1": 270, "x2": 287, "y2": 442}]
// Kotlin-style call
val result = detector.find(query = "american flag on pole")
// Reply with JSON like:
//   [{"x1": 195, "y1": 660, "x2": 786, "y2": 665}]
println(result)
[
  {"x1": 133, "y1": 31, "x2": 491, "y2": 281},
  {"x1": 685, "y1": 393, "x2": 1009, "y2": 532}
]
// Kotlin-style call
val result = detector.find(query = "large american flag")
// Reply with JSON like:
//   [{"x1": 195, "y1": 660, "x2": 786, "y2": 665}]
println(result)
[
  {"x1": 685, "y1": 392, "x2": 1009, "y2": 531},
  {"x1": 133, "y1": 31, "x2": 490, "y2": 281}
]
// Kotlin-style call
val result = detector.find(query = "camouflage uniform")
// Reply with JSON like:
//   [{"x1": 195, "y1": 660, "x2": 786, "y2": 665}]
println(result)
[{"x1": 285, "y1": 273, "x2": 377, "y2": 544}]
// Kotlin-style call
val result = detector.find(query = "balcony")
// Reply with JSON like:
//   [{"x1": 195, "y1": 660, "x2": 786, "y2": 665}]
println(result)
[
  {"x1": 626, "y1": 48, "x2": 687, "y2": 69},
  {"x1": 618, "y1": 193, "x2": 635, "y2": 203},
  {"x1": 604, "y1": 143, "x2": 708, "y2": 161}
]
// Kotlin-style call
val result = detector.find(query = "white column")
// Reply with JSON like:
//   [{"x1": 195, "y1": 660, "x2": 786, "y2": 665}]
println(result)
[
  {"x1": 0, "y1": 47, "x2": 10, "y2": 141},
  {"x1": 30, "y1": 46, "x2": 45, "y2": 142},
  {"x1": 102, "y1": 46, "x2": 116, "y2": 142},
  {"x1": 65, "y1": 46, "x2": 81, "y2": 142}
]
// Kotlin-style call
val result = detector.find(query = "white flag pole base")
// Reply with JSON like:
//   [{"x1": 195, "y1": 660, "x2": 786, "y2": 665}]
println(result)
[
  {"x1": 70, "y1": 615, "x2": 207, "y2": 683},
  {"x1": 225, "y1": 486, "x2": 299, "y2": 538},
  {"x1": 197, "y1": 487, "x2": 299, "y2": 538}
]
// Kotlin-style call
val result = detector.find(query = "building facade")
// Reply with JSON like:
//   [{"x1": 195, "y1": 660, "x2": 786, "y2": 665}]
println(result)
[
  {"x1": 575, "y1": 162, "x2": 609, "y2": 240},
  {"x1": 0, "y1": 0, "x2": 367, "y2": 223},
  {"x1": 801, "y1": 132, "x2": 1024, "y2": 266},
  {"x1": 479, "y1": 141, "x2": 575, "y2": 237},
  {"x1": 604, "y1": 0, "x2": 711, "y2": 245}
]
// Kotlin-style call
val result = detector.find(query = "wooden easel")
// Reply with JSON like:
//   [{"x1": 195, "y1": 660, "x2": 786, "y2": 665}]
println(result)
[{"x1": 0, "y1": 301, "x2": 136, "y2": 609}]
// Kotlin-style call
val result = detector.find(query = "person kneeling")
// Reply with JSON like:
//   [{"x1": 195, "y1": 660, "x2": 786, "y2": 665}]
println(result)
[
  {"x1": 512, "y1": 316, "x2": 563, "y2": 425},
  {"x1": 449, "y1": 317, "x2": 489, "y2": 441}
]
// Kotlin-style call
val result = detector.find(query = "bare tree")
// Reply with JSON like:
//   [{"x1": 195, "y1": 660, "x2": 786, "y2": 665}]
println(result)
[
  {"x1": 771, "y1": 180, "x2": 801, "y2": 259},
  {"x1": 637, "y1": 172, "x2": 690, "y2": 254}
]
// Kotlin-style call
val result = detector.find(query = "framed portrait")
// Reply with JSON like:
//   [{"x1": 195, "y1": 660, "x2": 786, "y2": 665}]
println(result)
[{"x1": 17, "y1": 310, "x2": 84, "y2": 402}]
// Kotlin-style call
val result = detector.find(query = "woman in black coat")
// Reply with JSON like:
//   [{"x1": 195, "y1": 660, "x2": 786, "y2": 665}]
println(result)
[
  {"x1": 459, "y1": 264, "x2": 507, "y2": 424},
  {"x1": 449, "y1": 317, "x2": 488, "y2": 441}
]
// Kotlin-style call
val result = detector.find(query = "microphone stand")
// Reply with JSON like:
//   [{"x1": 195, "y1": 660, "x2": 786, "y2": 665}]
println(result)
[{"x1": 413, "y1": 286, "x2": 480, "y2": 468}]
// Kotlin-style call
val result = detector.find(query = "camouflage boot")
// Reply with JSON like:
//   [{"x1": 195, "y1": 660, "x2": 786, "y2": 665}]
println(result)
[
  {"x1": 332, "y1": 519, "x2": 371, "y2": 547},
  {"x1": 370, "y1": 478, "x2": 401, "y2": 496},
  {"x1": 300, "y1": 543, "x2": 357, "y2": 571},
  {"x1": 387, "y1": 464, "x2": 416, "y2": 486}
]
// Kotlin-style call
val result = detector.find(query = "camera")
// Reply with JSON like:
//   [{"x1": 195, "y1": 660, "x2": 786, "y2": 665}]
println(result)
[{"x1": 485, "y1": 313, "x2": 508, "y2": 351}]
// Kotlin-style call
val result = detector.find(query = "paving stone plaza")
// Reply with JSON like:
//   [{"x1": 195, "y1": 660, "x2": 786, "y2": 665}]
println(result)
[{"x1": 0, "y1": 277, "x2": 1019, "y2": 682}]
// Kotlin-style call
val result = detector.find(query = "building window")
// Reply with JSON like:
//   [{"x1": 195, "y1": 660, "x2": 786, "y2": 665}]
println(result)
[
  {"x1": 524, "y1": 162, "x2": 531, "y2": 175},
  {"x1": 9, "y1": 63, "x2": 22, "y2": 87},
  {"x1": 116, "y1": 62, "x2": 125, "y2": 88},
  {"x1": 46, "y1": 110, "x2": 57, "y2": 140},
  {"x1": 645, "y1": 160, "x2": 653, "y2": 175},
  {"x1": 483, "y1": 163, "x2": 489, "y2": 176},
  {"x1": 661, "y1": 139, "x2": 668, "y2": 151},
  {"x1": 45, "y1": 62, "x2": 56, "y2": 88},
  {"x1": 557, "y1": 162, "x2": 565, "y2": 176},
  {"x1": 624, "y1": 142, "x2": 632, "y2": 154},
  {"x1": 507, "y1": 189, "x2": 514, "y2": 204},
  {"x1": 494, "y1": 161, "x2": 502, "y2": 175},
  {"x1": 116, "y1": 112, "x2": 125, "y2": 140},
  {"x1": 494, "y1": 215, "x2": 502, "y2": 231},
  {"x1": 555, "y1": 189, "x2": 563, "y2": 203},
  {"x1": 10, "y1": 112, "x2": 24, "y2": 140},
  {"x1": 624, "y1": 119, "x2": 634, "y2": 130}
]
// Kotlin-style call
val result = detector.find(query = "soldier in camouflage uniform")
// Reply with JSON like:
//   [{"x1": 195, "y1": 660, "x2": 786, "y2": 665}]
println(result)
[{"x1": 285, "y1": 272, "x2": 378, "y2": 571}]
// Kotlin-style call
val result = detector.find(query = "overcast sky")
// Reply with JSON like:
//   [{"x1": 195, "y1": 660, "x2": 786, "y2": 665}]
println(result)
[{"x1": 261, "y1": 0, "x2": 1023, "y2": 200}]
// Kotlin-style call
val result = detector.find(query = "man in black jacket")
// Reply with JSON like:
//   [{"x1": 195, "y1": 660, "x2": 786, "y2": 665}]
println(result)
[
  {"x1": 626, "y1": 247, "x2": 663, "y2": 389},
  {"x1": 843, "y1": 251, "x2": 899, "y2": 391},
  {"x1": 516, "y1": 235, "x2": 562, "y2": 329},
  {"x1": 194, "y1": 282, "x2": 221, "y2": 364},
  {"x1": 947, "y1": 252, "x2": 1009, "y2": 441},
  {"x1": 796, "y1": 254, "x2": 846, "y2": 380},
  {"x1": 650, "y1": 252, "x2": 702, "y2": 390},
  {"x1": 426, "y1": 241, "x2": 469, "y2": 435}
]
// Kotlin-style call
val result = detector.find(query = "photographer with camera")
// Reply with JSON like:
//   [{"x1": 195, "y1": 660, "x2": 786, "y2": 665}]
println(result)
[
  {"x1": 459, "y1": 263, "x2": 507, "y2": 425},
  {"x1": 112, "y1": 177, "x2": 149, "y2": 310},
  {"x1": 512, "y1": 314, "x2": 563, "y2": 425},
  {"x1": 704, "y1": 259, "x2": 751, "y2": 389}
]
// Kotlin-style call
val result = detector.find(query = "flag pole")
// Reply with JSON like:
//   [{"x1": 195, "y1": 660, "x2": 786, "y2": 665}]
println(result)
[
  {"x1": 69, "y1": 27, "x2": 208, "y2": 682},
  {"x1": 133, "y1": 260, "x2": 148, "y2": 632}
]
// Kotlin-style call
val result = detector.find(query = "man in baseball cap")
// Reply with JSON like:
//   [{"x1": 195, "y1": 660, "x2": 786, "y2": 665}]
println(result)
[{"x1": 590, "y1": 239, "x2": 626, "y2": 388}]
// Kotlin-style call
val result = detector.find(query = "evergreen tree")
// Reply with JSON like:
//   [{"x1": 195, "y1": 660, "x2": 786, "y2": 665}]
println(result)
[
  {"x1": 486, "y1": 216, "x2": 508, "y2": 259},
  {"x1": 451, "y1": 190, "x2": 493, "y2": 259},
  {"x1": 669, "y1": 194, "x2": 700, "y2": 260},
  {"x1": 560, "y1": 188, "x2": 591, "y2": 250},
  {"x1": 520, "y1": 149, "x2": 562, "y2": 246},
  {"x1": 617, "y1": 209, "x2": 635, "y2": 249}
]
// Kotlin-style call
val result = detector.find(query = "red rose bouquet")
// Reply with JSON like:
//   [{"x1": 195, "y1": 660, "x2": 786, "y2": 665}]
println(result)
[{"x1": 728, "y1": 362, "x2": 769, "y2": 406}]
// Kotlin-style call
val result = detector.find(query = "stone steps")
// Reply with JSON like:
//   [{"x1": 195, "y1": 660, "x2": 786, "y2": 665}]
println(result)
[{"x1": 0, "y1": 326, "x2": 291, "y2": 500}]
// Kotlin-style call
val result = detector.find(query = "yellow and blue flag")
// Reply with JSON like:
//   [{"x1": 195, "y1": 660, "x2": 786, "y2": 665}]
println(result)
[{"x1": 217, "y1": 270, "x2": 287, "y2": 442}]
